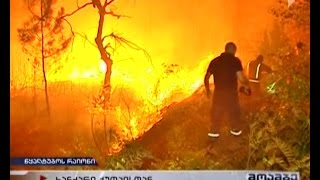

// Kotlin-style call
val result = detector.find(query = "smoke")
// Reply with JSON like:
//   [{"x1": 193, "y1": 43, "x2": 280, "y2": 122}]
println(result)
[
  {"x1": 111, "y1": 0, "x2": 275, "y2": 67},
  {"x1": 11, "y1": 0, "x2": 275, "y2": 81}
]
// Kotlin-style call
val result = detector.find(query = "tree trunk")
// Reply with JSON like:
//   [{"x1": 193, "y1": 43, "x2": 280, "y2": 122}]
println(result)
[
  {"x1": 103, "y1": 61, "x2": 112, "y2": 106},
  {"x1": 33, "y1": 63, "x2": 37, "y2": 117},
  {"x1": 41, "y1": 0, "x2": 51, "y2": 117},
  {"x1": 95, "y1": 10, "x2": 112, "y2": 108}
]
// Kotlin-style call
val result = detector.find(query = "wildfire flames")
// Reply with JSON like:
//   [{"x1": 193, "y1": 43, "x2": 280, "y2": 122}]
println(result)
[{"x1": 10, "y1": 0, "x2": 276, "y2": 154}]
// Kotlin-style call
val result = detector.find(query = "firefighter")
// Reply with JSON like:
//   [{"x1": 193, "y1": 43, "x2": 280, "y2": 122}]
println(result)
[
  {"x1": 295, "y1": 41, "x2": 310, "y2": 60},
  {"x1": 295, "y1": 41, "x2": 306, "y2": 56},
  {"x1": 204, "y1": 42, "x2": 251, "y2": 138},
  {"x1": 246, "y1": 55, "x2": 272, "y2": 97}
]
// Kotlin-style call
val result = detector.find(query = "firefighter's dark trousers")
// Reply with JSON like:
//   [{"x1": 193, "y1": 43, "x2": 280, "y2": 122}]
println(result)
[
  {"x1": 248, "y1": 82, "x2": 263, "y2": 111},
  {"x1": 210, "y1": 89, "x2": 241, "y2": 133}
]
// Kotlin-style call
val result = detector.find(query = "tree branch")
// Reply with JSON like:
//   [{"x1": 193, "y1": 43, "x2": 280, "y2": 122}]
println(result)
[
  {"x1": 62, "y1": 18, "x2": 75, "y2": 51},
  {"x1": 58, "y1": 2, "x2": 93, "y2": 19},
  {"x1": 92, "y1": 0, "x2": 103, "y2": 9},
  {"x1": 113, "y1": 57, "x2": 135, "y2": 64},
  {"x1": 76, "y1": 0, "x2": 80, "y2": 8},
  {"x1": 104, "y1": 33, "x2": 155, "y2": 69},
  {"x1": 27, "y1": 0, "x2": 41, "y2": 19},
  {"x1": 104, "y1": 0, "x2": 115, "y2": 8},
  {"x1": 105, "y1": 10, "x2": 130, "y2": 19},
  {"x1": 76, "y1": 32, "x2": 97, "y2": 48}
]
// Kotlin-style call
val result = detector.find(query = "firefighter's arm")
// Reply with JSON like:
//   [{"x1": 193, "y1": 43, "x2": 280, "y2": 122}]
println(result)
[
  {"x1": 204, "y1": 72, "x2": 212, "y2": 97},
  {"x1": 205, "y1": 60, "x2": 215, "y2": 98},
  {"x1": 236, "y1": 71, "x2": 250, "y2": 88},
  {"x1": 264, "y1": 64, "x2": 273, "y2": 74},
  {"x1": 237, "y1": 71, "x2": 252, "y2": 95}
]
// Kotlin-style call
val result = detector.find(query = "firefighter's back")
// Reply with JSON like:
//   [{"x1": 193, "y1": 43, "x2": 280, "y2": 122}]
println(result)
[{"x1": 211, "y1": 53, "x2": 242, "y2": 92}]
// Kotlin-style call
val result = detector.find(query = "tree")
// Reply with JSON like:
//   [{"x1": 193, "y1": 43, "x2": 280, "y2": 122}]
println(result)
[
  {"x1": 60, "y1": 0, "x2": 150, "y2": 108},
  {"x1": 18, "y1": 0, "x2": 72, "y2": 117},
  {"x1": 271, "y1": 0, "x2": 310, "y2": 46},
  {"x1": 258, "y1": 22, "x2": 290, "y2": 69},
  {"x1": 246, "y1": 1, "x2": 310, "y2": 179}
]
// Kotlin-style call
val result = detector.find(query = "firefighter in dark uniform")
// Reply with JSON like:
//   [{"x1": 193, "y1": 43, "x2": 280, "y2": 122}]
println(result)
[
  {"x1": 204, "y1": 42, "x2": 251, "y2": 138},
  {"x1": 295, "y1": 41, "x2": 309, "y2": 59},
  {"x1": 246, "y1": 55, "x2": 272, "y2": 97}
]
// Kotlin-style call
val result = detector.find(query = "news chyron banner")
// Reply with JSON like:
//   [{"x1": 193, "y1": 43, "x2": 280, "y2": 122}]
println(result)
[{"x1": 10, "y1": 171, "x2": 300, "y2": 180}]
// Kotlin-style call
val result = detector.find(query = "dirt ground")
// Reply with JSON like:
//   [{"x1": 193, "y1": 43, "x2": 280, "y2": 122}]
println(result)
[{"x1": 136, "y1": 86, "x2": 252, "y2": 169}]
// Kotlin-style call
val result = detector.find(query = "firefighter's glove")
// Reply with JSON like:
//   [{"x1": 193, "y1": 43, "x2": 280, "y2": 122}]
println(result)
[{"x1": 239, "y1": 86, "x2": 252, "y2": 96}]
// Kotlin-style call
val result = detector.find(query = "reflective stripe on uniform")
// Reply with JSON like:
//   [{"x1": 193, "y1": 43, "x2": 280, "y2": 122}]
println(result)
[
  {"x1": 255, "y1": 63, "x2": 261, "y2": 79},
  {"x1": 246, "y1": 61, "x2": 251, "y2": 76},
  {"x1": 249, "y1": 79, "x2": 260, "y2": 83}
]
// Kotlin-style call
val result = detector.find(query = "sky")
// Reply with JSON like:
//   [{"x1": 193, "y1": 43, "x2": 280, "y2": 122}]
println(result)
[{"x1": 10, "y1": 0, "x2": 275, "y2": 82}]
